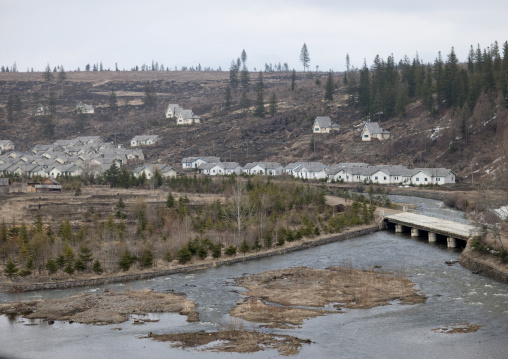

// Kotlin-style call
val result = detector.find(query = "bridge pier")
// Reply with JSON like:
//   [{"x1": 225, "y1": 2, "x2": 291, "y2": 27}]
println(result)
[
  {"x1": 411, "y1": 228, "x2": 420, "y2": 237},
  {"x1": 395, "y1": 224, "x2": 404, "y2": 233},
  {"x1": 428, "y1": 232, "x2": 437, "y2": 243},
  {"x1": 447, "y1": 237, "x2": 457, "y2": 248}
]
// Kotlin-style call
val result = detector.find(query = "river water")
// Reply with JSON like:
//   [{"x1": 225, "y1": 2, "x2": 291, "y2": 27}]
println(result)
[{"x1": 1, "y1": 197, "x2": 507, "y2": 359}]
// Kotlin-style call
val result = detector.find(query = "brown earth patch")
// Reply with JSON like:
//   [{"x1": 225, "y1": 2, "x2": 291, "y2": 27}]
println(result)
[
  {"x1": 230, "y1": 266, "x2": 425, "y2": 328},
  {"x1": 144, "y1": 329, "x2": 311, "y2": 356},
  {"x1": 0, "y1": 289, "x2": 198, "y2": 325}
]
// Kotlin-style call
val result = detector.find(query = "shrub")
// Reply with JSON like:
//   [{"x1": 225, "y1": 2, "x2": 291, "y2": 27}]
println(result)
[
  {"x1": 45, "y1": 259, "x2": 58, "y2": 274},
  {"x1": 92, "y1": 260, "x2": 103, "y2": 274},
  {"x1": 212, "y1": 243, "x2": 222, "y2": 259},
  {"x1": 119, "y1": 250, "x2": 137, "y2": 271},
  {"x1": 178, "y1": 246, "x2": 192, "y2": 264},
  {"x1": 224, "y1": 245, "x2": 237, "y2": 256}
]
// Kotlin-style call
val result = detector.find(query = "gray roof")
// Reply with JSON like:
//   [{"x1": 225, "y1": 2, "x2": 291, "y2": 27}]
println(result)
[
  {"x1": 222, "y1": 162, "x2": 240, "y2": 170},
  {"x1": 198, "y1": 162, "x2": 219, "y2": 170},
  {"x1": 166, "y1": 104, "x2": 181, "y2": 112},
  {"x1": 314, "y1": 116, "x2": 340, "y2": 129},
  {"x1": 298, "y1": 162, "x2": 328, "y2": 172},
  {"x1": 413, "y1": 168, "x2": 455, "y2": 177},
  {"x1": 364, "y1": 122, "x2": 390, "y2": 135},
  {"x1": 132, "y1": 135, "x2": 160, "y2": 142}
]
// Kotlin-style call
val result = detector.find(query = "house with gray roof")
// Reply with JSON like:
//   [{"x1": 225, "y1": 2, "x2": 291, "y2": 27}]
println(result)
[
  {"x1": 130, "y1": 135, "x2": 160, "y2": 147},
  {"x1": 165, "y1": 104, "x2": 181, "y2": 118},
  {"x1": 182, "y1": 156, "x2": 221, "y2": 169},
  {"x1": 243, "y1": 162, "x2": 284, "y2": 176},
  {"x1": 176, "y1": 109, "x2": 201, "y2": 125},
  {"x1": 411, "y1": 168, "x2": 456, "y2": 186},
  {"x1": 313, "y1": 116, "x2": 340, "y2": 134},
  {"x1": 361, "y1": 122, "x2": 391, "y2": 141}
]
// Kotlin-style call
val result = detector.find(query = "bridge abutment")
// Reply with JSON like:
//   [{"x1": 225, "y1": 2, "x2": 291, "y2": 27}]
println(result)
[
  {"x1": 447, "y1": 237, "x2": 457, "y2": 248},
  {"x1": 411, "y1": 228, "x2": 420, "y2": 237},
  {"x1": 428, "y1": 232, "x2": 437, "y2": 243},
  {"x1": 395, "y1": 224, "x2": 404, "y2": 233}
]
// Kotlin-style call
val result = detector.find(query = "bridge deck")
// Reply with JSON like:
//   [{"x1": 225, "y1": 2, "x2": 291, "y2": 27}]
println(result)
[{"x1": 385, "y1": 212, "x2": 476, "y2": 239}]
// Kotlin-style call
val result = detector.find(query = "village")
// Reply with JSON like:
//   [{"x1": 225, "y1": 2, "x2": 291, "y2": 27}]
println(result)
[{"x1": 0, "y1": 103, "x2": 455, "y2": 192}]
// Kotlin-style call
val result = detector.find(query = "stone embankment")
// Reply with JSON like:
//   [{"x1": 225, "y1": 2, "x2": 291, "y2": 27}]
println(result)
[
  {"x1": 1, "y1": 226, "x2": 380, "y2": 292},
  {"x1": 460, "y1": 245, "x2": 508, "y2": 284}
]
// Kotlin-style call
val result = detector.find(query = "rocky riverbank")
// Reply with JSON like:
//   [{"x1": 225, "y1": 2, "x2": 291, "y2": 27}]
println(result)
[{"x1": 459, "y1": 243, "x2": 508, "y2": 284}]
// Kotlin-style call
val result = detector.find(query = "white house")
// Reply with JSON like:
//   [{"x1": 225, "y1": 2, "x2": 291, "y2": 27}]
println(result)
[
  {"x1": 0, "y1": 140, "x2": 14, "y2": 153},
  {"x1": 222, "y1": 162, "x2": 242, "y2": 175},
  {"x1": 411, "y1": 168, "x2": 456, "y2": 186},
  {"x1": 243, "y1": 162, "x2": 284, "y2": 176},
  {"x1": 76, "y1": 102, "x2": 94, "y2": 114},
  {"x1": 176, "y1": 109, "x2": 201, "y2": 125},
  {"x1": 313, "y1": 116, "x2": 340, "y2": 134},
  {"x1": 130, "y1": 135, "x2": 160, "y2": 147},
  {"x1": 361, "y1": 122, "x2": 391, "y2": 141},
  {"x1": 182, "y1": 156, "x2": 220, "y2": 169},
  {"x1": 165, "y1": 104, "x2": 181, "y2": 118},
  {"x1": 198, "y1": 162, "x2": 224, "y2": 176},
  {"x1": 291, "y1": 162, "x2": 328, "y2": 179},
  {"x1": 134, "y1": 164, "x2": 179, "y2": 179}
]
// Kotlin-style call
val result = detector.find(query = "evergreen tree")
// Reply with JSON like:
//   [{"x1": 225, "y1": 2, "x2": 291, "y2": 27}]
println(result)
[
  {"x1": 300, "y1": 43, "x2": 310, "y2": 71},
  {"x1": 166, "y1": 192, "x2": 175, "y2": 208},
  {"x1": 254, "y1": 72, "x2": 265, "y2": 118},
  {"x1": 58, "y1": 66, "x2": 66, "y2": 83},
  {"x1": 291, "y1": 69, "x2": 296, "y2": 91},
  {"x1": 4, "y1": 259, "x2": 19, "y2": 278},
  {"x1": 241, "y1": 49, "x2": 247, "y2": 65},
  {"x1": 92, "y1": 259, "x2": 103, "y2": 274},
  {"x1": 141, "y1": 248, "x2": 153, "y2": 267},
  {"x1": 358, "y1": 60, "x2": 371, "y2": 116},
  {"x1": 239, "y1": 91, "x2": 250, "y2": 112},
  {"x1": 240, "y1": 64, "x2": 250, "y2": 88},
  {"x1": 43, "y1": 63, "x2": 53, "y2": 83},
  {"x1": 143, "y1": 81, "x2": 157, "y2": 112},
  {"x1": 269, "y1": 91, "x2": 278, "y2": 116},
  {"x1": 45, "y1": 259, "x2": 58, "y2": 274},
  {"x1": 48, "y1": 90, "x2": 57, "y2": 116},
  {"x1": 177, "y1": 246, "x2": 192, "y2": 264},
  {"x1": 229, "y1": 61, "x2": 239, "y2": 88},
  {"x1": 79, "y1": 245, "x2": 93, "y2": 265},
  {"x1": 224, "y1": 86, "x2": 231, "y2": 112},
  {"x1": 324, "y1": 71, "x2": 334, "y2": 101},
  {"x1": 108, "y1": 90, "x2": 118, "y2": 112},
  {"x1": 239, "y1": 240, "x2": 249, "y2": 255}
]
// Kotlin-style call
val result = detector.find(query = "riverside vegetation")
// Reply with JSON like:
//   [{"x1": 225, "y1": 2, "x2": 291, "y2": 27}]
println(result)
[{"x1": 0, "y1": 175, "x2": 378, "y2": 282}]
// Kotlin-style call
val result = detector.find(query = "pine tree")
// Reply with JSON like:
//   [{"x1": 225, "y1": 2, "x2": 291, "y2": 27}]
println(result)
[
  {"x1": 43, "y1": 63, "x2": 53, "y2": 83},
  {"x1": 48, "y1": 90, "x2": 57, "y2": 116},
  {"x1": 4, "y1": 259, "x2": 19, "y2": 278},
  {"x1": 269, "y1": 91, "x2": 278, "y2": 116},
  {"x1": 254, "y1": 72, "x2": 265, "y2": 118},
  {"x1": 166, "y1": 192, "x2": 175, "y2": 208},
  {"x1": 324, "y1": 71, "x2": 334, "y2": 101},
  {"x1": 300, "y1": 43, "x2": 310, "y2": 72},
  {"x1": 241, "y1": 49, "x2": 247, "y2": 65},
  {"x1": 141, "y1": 248, "x2": 153, "y2": 267},
  {"x1": 229, "y1": 61, "x2": 239, "y2": 88},
  {"x1": 224, "y1": 86, "x2": 231, "y2": 112},
  {"x1": 58, "y1": 66, "x2": 66, "y2": 82},
  {"x1": 239, "y1": 91, "x2": 250, "y2": 113},
  {"x1": 92, "y1": 259, "x2": 103, "y2": 274},
  {"x1": 240, "y1": 64, "x2": 250, "y2": 88},
  {"x1": 109, "y1": 90, "x2": 118, "y2": 112},
  {"x1": 291, "y1": 69, "x2": 296, "y2": 91},
  {"x1": 239, "y1": 240, "x2": 249, "y2": 255}
]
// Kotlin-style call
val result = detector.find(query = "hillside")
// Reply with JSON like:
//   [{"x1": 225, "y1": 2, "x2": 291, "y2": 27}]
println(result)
[{"x1": 1, "y1": 69, "x2": 507, "y2": 179}]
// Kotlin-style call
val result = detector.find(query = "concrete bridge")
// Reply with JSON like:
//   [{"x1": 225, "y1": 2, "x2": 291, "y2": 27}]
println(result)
[{"x1": 383, "y1": 212, "x2": 476, "y2": 248}]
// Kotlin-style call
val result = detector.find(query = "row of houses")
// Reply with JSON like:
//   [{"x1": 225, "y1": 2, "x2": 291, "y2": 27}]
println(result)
[
  {"x1": 165, "y1": 104, "x2": 201, "y2": 125},
  {"x1": 181, "y1": 157, "x2": 456, "y2": 185},
  {"x1": 0, "y1": 136, "x2": 145, "y2": 178}
]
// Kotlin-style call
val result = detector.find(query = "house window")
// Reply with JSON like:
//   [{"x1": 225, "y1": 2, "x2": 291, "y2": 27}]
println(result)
[
  {"x1": 437, "y1": 178, "x2": 440, "y2": 182},
  {"x1": 364, "y1": 135, "x2": 369, "y2": 138},
  {"x1": 416, "y1": 178, "x2": 419, "y2": 181},
  {"x1": 452, "y1": 177, "x2": 454, "y2": 181},
  {"x1": 383, "y1": 177, "x2": 387, "y2": 180},
  {"x1": 424, "y1": 178, "x2": 428, "y2": 181},
  {"x1": 375, "y1": 176, "x2": 378, "y2": 180},
  {"x1": 315, "y1": 128, "x2": 319, "y2": 131},
  {"x1": 338, "y1": 176, "x2": 342, "y2": 179}
]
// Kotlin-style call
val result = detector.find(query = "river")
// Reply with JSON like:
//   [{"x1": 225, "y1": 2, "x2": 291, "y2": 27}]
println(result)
[{"x1": 1, "y1": 197, "x2": 507, "y2": 358}]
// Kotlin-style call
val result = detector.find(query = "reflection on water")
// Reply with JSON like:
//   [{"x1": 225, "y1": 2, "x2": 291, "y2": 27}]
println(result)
[{"x1": 1, "y1": 227, "x2": 508, "y2": 358}]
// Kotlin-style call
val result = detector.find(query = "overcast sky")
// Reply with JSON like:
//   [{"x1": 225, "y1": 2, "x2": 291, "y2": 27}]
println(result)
[{"x1": 1, "y1": 0, "x2": 507, "y2": 72}]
